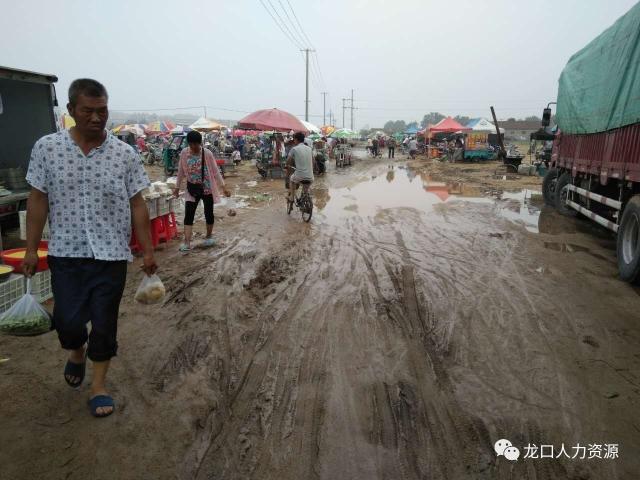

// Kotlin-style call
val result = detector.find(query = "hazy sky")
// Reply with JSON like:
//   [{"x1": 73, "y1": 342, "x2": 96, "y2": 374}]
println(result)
[{"x1": 2, "y1": 0, "x2": 638, "y2": 129}]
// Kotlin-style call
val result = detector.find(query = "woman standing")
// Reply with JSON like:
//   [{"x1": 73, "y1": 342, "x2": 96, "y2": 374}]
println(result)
[{"x1": 174, "y1": 130, "x2": 230, "y2": 252}]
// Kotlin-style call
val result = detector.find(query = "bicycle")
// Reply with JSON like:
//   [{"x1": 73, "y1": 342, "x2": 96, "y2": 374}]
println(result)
[{"x1": 286, "y1": 172, "x2": 313, "y2": 222}]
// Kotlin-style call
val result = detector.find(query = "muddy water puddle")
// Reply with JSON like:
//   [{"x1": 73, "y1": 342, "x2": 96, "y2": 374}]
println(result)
[{"x1": 316, "y1": 165, "x2": 543, "y2": 232}]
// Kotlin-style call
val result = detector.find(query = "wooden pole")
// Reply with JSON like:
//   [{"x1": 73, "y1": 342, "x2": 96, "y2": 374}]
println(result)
[{"x1": 490, "y1": 106, "x2": 506, "y2": 159}]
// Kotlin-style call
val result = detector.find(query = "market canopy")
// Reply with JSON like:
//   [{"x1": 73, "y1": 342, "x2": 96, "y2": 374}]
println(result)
[
  {"x1": 404, "y1": 125, "x2": 421, "y2": 135},
  {"x1": 466, "y1": 118, "x2": 504, "y2": 133},
  {"x1": 190, "y1": 117, "x2": 223, "y2": 131},
  {"x1": 330, "y1": 128, "x2": 357, "y2": 139},
  {"x1": 237, "y1": 108, "x2": 308, "y2": 133},
  {"x1": 321, "y1": 125, "x2": 335, "y2": 136},
  {"x1": 145, "y1": 121, "x2": 175, "y2": 134},
  {"x1": 301, "y1": 120, "x2": 321, "y2": 134},
  {"x1": 429, "y1": 117, "x2": 471, "y2": 133},
  {"x1": 170, "y1": 125, "x2": 193, "y2": 134},
  {"x1": 113, "y1": 124, "x2": 146, "y2": 136}
]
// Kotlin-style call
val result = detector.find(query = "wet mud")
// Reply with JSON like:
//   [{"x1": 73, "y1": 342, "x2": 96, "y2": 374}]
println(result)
[{"x1": 1, "y1": 150, "x2": 639, "y2": 479}]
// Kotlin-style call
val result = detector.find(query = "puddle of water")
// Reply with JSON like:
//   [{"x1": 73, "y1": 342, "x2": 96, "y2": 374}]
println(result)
[{"x1": 317, "y1": 167, "x2": 542, "y2": 232}]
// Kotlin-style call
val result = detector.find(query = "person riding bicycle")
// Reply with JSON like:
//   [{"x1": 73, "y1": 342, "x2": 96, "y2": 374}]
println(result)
[{"x1": 286, "y1": 132, "x2": 314, "y2": 202}]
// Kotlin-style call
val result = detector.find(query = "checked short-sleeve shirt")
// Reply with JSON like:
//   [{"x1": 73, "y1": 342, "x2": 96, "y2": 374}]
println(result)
[{"x1": 26, "y1": 130, "x2": 150, "y2": 261}]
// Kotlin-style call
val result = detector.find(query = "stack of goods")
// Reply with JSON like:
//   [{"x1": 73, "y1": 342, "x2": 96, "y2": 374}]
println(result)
[
  {"x1": 141, "y1": 188, "x2": 160, "y2": 219},
  {"x1": 150, "y1": 181, "x2": 173, "y2": 215}
]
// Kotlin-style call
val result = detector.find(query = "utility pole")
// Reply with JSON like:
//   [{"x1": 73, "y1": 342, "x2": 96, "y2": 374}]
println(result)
[
  {"x1": 342, "y1": 98, "x2": 348, "y2": 128},
  {"x1": 321, "y1": 92, "x2": 328, "y2": 126},
  {"x1": 350, "y1": 89, "x2": 354, "y2": 131},
  {"x1": 203, "y1": 106, "x2": 207, "y2": 118},
  {"x1": 301, "y1": 49, "x2": 315, "y2": 122}
]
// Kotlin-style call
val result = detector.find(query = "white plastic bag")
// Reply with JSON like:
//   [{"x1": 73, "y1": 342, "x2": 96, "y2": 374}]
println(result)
[
  {"x1": 226, "y1": 197, "x2": 237, "y2": 217},
  {"x1": 0, "y1": 279, "x2": 51, "y2": 336},
  {"x1": 134, "y1": 274, "x2": 166, "y2": 305}
]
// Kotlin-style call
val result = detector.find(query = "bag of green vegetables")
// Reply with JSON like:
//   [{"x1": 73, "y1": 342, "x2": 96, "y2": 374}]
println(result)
[{"x1": 0, "y1": 278, "x2": 52, "y2": 336}]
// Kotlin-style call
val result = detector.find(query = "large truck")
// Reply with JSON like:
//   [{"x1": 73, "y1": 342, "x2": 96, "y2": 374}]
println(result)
[
  {"x1": 0, "y1": 66, "x2": 59, "y2": 247},
  {"x1": 542, "y1": 3, "x2": 640, "y2": 283}
]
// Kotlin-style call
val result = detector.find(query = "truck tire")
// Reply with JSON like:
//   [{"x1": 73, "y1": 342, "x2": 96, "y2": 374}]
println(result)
[
  {"x1": 617, "y1": 195, "x2": 640, "y2": 283},
  {"x1": 542, "y1": 167, "x2": 558, "y2": 206},
  {"x1": 554, "y1": 172, "x2": 577, "y2": 217}
]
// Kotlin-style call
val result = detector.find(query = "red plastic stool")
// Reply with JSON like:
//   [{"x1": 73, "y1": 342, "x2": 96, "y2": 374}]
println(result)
[
  {"x1": 164, "y1": 212, "x2": 178, "y2": 240},
  {"x1": 152, "y1": 217, "x2": 167, "y2": 244}
]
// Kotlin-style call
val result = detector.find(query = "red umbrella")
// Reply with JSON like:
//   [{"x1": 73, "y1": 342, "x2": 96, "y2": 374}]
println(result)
[{"x1": 237, "y1": 108, "x2": 308, "y2": 133}]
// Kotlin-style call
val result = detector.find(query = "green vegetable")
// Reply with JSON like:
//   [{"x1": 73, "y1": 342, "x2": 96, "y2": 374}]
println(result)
[{"x1": 0, "y1": 313, "x2": 51, "y2": 336}]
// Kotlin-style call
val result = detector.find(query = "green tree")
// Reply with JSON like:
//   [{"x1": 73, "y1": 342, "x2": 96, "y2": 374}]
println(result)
[
  {"x1": 525, "y1": 115, "x2": 541, "y2": 122},
  {"x1": 421, "y1": 112, "x2": 445, "y2": 127},
  {"x1": 453, "y1": 115, "x2": 471, "y2": 126}
]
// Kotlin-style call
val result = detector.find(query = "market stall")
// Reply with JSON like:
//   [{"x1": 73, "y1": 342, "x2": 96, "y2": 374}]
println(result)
[
  {"x1": 463, "y1": 118, "x2": 503, "y2": 160},
  {"x1": 237, "y1": 108, "x2": 308, "y2": 178}
]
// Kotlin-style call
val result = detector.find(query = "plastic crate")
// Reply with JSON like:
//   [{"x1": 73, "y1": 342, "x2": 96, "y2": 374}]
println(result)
[
  {"x1": 0, "y1": 274, "x2": 26, "y2": 314},
  {"x1": 30, "y1": 269, "x2": 53, "y2": 303},
  {"x1": 146, "y1": 197, "x2": 158, "y2": 219},
  {"x1": 19, "y1": 210, "x2": 50, "y2": 240},
  {"x1": 157, "y1": 195, "x2": 171, "y2": 216}
]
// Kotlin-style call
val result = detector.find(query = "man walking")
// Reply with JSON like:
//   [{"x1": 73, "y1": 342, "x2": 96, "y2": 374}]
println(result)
[
  {"x1": 24, "y1": 78, "x2": 157, "y2": 418},
  {"x1": 388, "y1": 136, "x2": 396, "y2": 159}
]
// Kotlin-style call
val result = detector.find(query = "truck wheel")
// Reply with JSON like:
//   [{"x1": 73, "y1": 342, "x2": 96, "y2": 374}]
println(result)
[
  {"x1": 542, "y1": 167, "x2": 558, "y2": 206},
  {"x1": 554, "y1": 172, "x2": 577, "y2": 217},
  {"x1": 617, "y1": 196, "x2": 640, "y2": 283}
]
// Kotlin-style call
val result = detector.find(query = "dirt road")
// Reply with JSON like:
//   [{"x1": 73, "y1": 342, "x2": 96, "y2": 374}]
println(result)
[{"x1": 1, "y1": 150, "x2": 639, "y2": 480}]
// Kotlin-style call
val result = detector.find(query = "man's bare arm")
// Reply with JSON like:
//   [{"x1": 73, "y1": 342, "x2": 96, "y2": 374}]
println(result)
[
  {"x1": 22, "y1": 188, "x2": 49, "y2": 277},
  {"x1": 130, "y1": 193, "x2": 157, "y2": 275}
]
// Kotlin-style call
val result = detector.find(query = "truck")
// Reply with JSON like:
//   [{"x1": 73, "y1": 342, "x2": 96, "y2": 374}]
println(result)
[
  {"x1": 542, "y1": 3, "x2": 640, "y2": 283},
  {"x1": 0, "y1": 66, "x2": 59, "y2": 248}
]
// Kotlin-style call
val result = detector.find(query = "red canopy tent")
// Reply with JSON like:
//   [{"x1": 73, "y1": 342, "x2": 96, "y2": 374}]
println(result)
[
  {"x1": 237, "y1": 108, "x2": 308, "y2": 133},
  {"x1": 429, "y1": 117, "x2": 471, "y2": 133}
]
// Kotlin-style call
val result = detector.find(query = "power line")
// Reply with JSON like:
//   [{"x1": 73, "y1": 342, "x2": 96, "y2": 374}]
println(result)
[
  {"x1": 278, "y1": 0, "x2": 308, "y2": 47},
  {"x1": 258, "y1": 0, "x2": 303, "y2": 49},
  {"x1": 286, "y1": 0, "x2": 315, "y2": 47}
]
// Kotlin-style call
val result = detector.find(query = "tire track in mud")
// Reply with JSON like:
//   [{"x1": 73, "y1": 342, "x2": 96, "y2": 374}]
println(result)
[{"x1": 163, "y1": 192, "x2": 623, "y2": 479}]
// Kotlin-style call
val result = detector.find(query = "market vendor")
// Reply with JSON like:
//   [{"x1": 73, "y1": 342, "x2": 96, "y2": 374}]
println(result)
[{"x1": 23, "y1": 78, "x2": 158, "y2": 418}]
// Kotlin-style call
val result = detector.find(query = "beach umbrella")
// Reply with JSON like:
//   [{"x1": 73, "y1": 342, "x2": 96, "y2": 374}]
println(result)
[
  {"x1": 321, "y1": 125, "x2": 335, "y2": 136},
  {"x1": 190, "y1": 117, "x2": 223, "y2": 131},
  {"x1": 113, "y1": 124, "x2": 146, "y2": 136},
  {"x1": 330, "y1": 128, "x2": 356, "y2": 139},
  {"x1": 145, "y1": 121, "x2": 175, "y2": 134},
  {"x1": 237, "y1": 108, "x2": 308, "y2": 133},
  {"x1": 308, "y1": 133, "x2": 322, "y2": 141},
  {"x1": 170, "y1": 125, "x2": 193, "y2": 134}
]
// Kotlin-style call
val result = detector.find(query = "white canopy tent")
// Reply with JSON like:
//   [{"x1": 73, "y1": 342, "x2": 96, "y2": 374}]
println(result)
[
  {"x1": 467, "y1": 118, "x2": 504, "y2": 133},
  {"x1": 301, "y1": 120, "x2": 321, "y2": 134}
]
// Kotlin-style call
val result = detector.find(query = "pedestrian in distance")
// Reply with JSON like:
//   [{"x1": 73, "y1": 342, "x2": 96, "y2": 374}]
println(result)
[
  {"x1": 174, "y1": 130, "x2": 230, "y2": 252},
  {"x1": 23, "y1": 78, "x2": 158, "y2": 418},
  {"x1": 388, "y1": 136, "x2": 397, "y2": 159}
]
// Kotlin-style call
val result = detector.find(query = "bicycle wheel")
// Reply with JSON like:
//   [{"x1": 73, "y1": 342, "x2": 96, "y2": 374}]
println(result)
[{"x1": 301, "y1": 195, "x2": 313, "y2": 222}]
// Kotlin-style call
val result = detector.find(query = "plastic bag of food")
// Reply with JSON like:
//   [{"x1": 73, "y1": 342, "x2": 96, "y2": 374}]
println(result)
[
  {"x1": 226, "y1": 197, "x2": 237, "y2": 217},
  {"x1": 0, "y1": 279, "x2": 52, "y2": 336},
  {"x1": 134, "y1": 274, "x2": 166, "y2": 305}
]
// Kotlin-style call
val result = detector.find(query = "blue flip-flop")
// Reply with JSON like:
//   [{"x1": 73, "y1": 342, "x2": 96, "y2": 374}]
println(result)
[
  {"x1": 88, "y1": 395, "x2": 115, "y2": 418},
  {"x1": 64, "y1": 359, "x2": 86, "y2": 388}
]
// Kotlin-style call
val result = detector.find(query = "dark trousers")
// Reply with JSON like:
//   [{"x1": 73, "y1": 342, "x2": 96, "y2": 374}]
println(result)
[
  {"x1": 388, "y1": 147, "x2": 395, "y2": 158},
  {"x1": 184, "y1": 194, "x2": 214, "y2": 226},
  {"x1": 49, "y1": 256, "x2": 127, "y2": 362}
]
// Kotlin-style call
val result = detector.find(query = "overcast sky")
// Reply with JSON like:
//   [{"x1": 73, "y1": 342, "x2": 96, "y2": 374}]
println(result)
[{"x1": 2, "y1": 0, "x2": 638, "y2": 129}]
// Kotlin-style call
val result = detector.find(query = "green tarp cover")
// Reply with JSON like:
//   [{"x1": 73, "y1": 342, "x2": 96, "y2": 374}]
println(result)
[{"x1": 556, "y1": 2, "x2": 640, "y2": 134}]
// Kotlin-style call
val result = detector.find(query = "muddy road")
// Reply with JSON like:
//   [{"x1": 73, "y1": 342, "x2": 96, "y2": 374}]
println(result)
[{"x1": 1, "y1": 150, "x2": 640, "y2": 480}]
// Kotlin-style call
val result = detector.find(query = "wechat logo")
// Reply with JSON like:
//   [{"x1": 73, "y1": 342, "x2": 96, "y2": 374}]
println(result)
[{"x1": 495, "y1": 439, "x2": 520, "y2": 461}]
